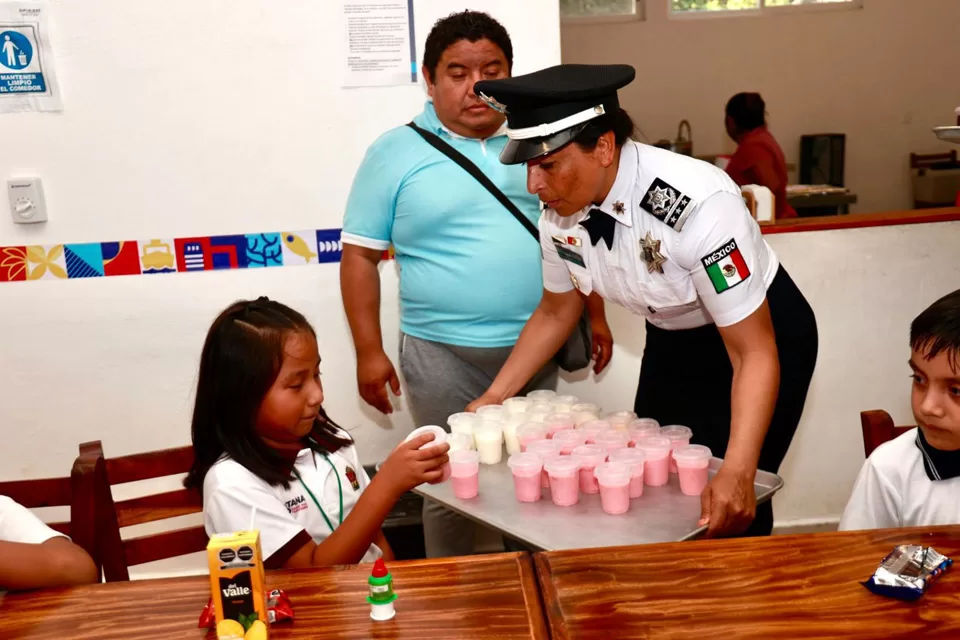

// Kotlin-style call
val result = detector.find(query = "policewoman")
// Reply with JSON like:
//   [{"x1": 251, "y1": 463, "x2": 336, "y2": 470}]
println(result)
[{"x1": 467, "y1": 64, "x2": 818, "y2": 537}]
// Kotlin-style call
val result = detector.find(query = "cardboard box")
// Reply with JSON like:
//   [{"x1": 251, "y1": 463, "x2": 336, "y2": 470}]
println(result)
[{"x1": 207, "y1": 531, "x2": 269, "y2": 639}]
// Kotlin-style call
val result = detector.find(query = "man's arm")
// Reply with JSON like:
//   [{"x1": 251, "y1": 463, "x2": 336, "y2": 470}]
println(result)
[
  {"x1": 0, "y1": 538, "x2": 98, "y2": 591},
  {"x1": 340, "y1": 244, "x2": 401, "y2": 414}
]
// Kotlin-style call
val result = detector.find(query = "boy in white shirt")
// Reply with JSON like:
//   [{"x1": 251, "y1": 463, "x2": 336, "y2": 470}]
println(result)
[
  {"x1": 840, "y1": 289, "x2": 960, "y2": 530},
  {"x1": 0, "y1": 495, "x2": 98, "y2": 591}
]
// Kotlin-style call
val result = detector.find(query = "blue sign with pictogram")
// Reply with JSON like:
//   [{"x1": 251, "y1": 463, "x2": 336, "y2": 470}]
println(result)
[
  {"x1": 0, "y1": 27, "x2": 45, "y2": 94},
  {"x1": 0, "y1": 3, "x2": 61, "y2": 112}
]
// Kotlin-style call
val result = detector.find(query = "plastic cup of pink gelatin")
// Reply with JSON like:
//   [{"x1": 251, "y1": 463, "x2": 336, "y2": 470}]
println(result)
[
  {"x1": 609, "y1": 448, "x2": 646, "y2": 498},
  {"x1": 507, "y1": 452, "x2": 544, "y2": 503},
  {"x1": 526, "y1": 440, "x2": 564, "y2": 488},
  {"x1": 595, "y1": 429, "x2": 630, "y2": 456},
  {"x1": 543, "y1": 413, "x2": 576, "y2": 439},
  {"x1": 404, "y1": 425, "x2": 451, "y2": 483},
  {"x1": 594, "y1": 461, "x2": 632, "y2": 515},
  {"x1": 673, "y1": 444, "x2": 712, "y2": 496},
  {"x1": 636, "y1": 436, "x2": 672, "y2": 487},
  {"x1": 516, "y1": 423, "x2": 547, "y2": 452},
  {"x1": 578, "y1": 419, "x2": 613, "y2": 444},
  {"x1": 571, "y1": 444, "x2": 607, "y2": 494},
  {"x1": 448, "y1": 450, "x2": 480, "y2": 499},
  {"x1": 544, "y1": 457, "x2": 581, "y2": 506},
  {"x1": 628, "y1": 419, "x2": 660, "y2": 446},
  {"x1": 661, "y1": 425, "x2": 693, "y2": 473},
  {"x1": 553, "y1": 429, "x2": 586, "y2": 455},
  {"x1": 526, "y1": 389, "x2": 557, "y2": 402}
]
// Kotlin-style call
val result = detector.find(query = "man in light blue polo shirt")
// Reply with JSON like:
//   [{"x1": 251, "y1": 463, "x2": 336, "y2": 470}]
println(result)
[{"x1": 340, "y1": 11, "x2": 611, "y2": 557}]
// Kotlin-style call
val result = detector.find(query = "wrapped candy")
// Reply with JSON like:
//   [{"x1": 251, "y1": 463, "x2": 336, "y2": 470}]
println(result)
[{"x1": 863, "y1": 545, "x2": 952, "y2": 601}]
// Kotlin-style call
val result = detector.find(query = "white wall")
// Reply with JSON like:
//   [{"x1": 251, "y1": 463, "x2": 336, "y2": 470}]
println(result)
[
  {"x1": 560, "y1": 0, "x2": 960, "y2": 213},
  {"x1": 0, "y1": 0, "x2": 560, "y2": 577}
]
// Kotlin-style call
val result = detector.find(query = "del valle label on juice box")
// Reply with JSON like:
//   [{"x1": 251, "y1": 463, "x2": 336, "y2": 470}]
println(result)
[{"x1": 207, "y1": 531, "x2": 269, "y2": 639}]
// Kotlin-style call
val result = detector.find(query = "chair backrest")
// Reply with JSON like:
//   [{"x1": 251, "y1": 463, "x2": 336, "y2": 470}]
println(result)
[
  {"x1": 85, "y1": 440, "x2": 207, "y2": 582},
  {"x1": 0, "y1": 447, "x2": 100, "y2": 573},
  {"x1": 860, "y1": 410, "x2": 916, "y2": 457}
]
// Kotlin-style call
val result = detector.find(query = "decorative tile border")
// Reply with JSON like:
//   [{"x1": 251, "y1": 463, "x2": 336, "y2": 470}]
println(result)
[{"x1": 0, "y1": 229, "x2": 394, "y2": 283}]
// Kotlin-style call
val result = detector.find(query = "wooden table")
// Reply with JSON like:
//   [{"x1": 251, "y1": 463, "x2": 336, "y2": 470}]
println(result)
[
  {"x1": 535, "y1": 525, "x2": 960, "y2": 639},
  {"x1": 0, "y1": 552, "x2": 548, "y2": 639}
]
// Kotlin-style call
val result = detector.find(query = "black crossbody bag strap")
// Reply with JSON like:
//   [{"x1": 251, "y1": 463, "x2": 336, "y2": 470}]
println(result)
[{"x1": 406, "y1": 122, "x2": 539, "y2": 240}]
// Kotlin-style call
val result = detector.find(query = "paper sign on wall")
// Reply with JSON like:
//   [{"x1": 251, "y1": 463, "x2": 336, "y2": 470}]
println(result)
[
  {"x1": 0, "y1": 1, "x2": 60, "y2": 113},
  {"x1": 341, "y1": 0, "x2": 416, "y2": 88}
]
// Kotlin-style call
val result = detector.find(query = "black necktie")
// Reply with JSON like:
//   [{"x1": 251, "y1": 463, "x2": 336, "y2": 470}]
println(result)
[
  {"x1": 579, "y1": 209, "x2": 616, "y2": 250},
  {"x1": 916, "y1": 428, "x2": 960, "y2": 481}
]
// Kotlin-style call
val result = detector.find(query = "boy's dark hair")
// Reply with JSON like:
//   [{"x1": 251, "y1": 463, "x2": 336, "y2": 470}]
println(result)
[
  {"x1": 726, "y1": 92, "x2": 767, "y2": 132},
  {"x1": 573, "y1": 109, "x2": 637, "y2": 151},
  {"x1": 422, "y1": 11, "x2": 513, "y2": 83},
  {"x1": 184, "y1": 298, "x2": 353, "y2": 492},
  {"x1": 911, "y1": 289, "x2": 960, "y2": 371}
]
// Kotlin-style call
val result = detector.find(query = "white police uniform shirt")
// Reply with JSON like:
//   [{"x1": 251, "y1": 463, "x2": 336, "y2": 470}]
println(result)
[
  {"x1": 204, "y1": 441, "x2": 382, "y2": 564},
  {"x1": 839, "y1": 429, "x2": 960, "y2": 531},
  {"x1": 0, "y1": 495, "x2": 66, "y2": 544},
  {"x1": 541, "y1": 140, "x2": 779, "y2": 329}
]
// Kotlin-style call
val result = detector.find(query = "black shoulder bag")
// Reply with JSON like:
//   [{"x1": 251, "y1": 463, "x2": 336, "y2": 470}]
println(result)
[{"x1": 406, "y1": 122, "x2": 592, "y2": 372}]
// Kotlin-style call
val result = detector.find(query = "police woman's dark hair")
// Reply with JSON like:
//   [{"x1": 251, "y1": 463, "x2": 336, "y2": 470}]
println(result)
[
  {"x1": 726, "y1": 92, "x2": 767, "y2": 132},
  {"x1": 184, "y1": 298, "x2": 353, "y2": 492},
  {"x1": 422, "y1": 10, "x2": 513, "y2": 83},
  {"x1": 573, "y1": 109, "x2": 638, "y2": 151},
  {"x1": 911, "y1": 289, "x2": 960, "y2": 372}
]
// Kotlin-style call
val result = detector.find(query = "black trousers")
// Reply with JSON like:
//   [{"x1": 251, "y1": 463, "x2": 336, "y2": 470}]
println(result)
[{"x1": 634, "y1": 266, "x2": 818, "y2": 537}]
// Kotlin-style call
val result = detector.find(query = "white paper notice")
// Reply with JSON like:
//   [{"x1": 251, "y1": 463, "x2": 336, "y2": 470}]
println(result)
[
  {"x1": 0, "y1": 1, "x2": 60, "y2": 113},
  {"x1": 341, "y1": 0, "x2": 416, "y2": 88}
]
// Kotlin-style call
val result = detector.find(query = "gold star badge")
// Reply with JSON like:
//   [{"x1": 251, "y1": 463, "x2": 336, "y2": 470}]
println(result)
[
  {"x1": 640, "y1": 232, "x2": 666, "y2": 274},
  {"x1": 612, "y1": 201, "x2": 626, "y2": 215},
  {"x1": 571, "y1": 274, "x2": 580, "y2": 290}
]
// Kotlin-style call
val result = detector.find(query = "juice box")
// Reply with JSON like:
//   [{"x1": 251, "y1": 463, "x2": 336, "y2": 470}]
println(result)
[{"x1": 207, "y1": 530, "x2": 269, "y2": 639}]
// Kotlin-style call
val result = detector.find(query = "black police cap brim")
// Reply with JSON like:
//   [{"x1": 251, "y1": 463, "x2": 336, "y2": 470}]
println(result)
[{"x1": 499, "y1": 124, "x2": 588, "y2": 165}]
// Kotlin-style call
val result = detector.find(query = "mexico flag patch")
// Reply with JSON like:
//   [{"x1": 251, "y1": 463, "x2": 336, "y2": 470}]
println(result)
[{"x1": 701, "y1": 239, "x2": 750, "y2": 293}]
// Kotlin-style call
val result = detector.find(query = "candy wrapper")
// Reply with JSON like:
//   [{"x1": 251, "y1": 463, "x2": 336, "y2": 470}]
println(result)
[
  {"x1": 863, "y1": 545, "x2": 953, "y2": 601},
  {"x1": 200, "y1": 589, "x2": 294, "y2": 628}
]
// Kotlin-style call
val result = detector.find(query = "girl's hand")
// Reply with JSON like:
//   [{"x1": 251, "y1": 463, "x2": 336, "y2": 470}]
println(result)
[{"x1": 377, "y1": 433, "x2": 450, "y2": 497}]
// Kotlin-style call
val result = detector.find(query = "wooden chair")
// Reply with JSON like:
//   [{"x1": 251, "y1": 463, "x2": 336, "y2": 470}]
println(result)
[
  {"x1": 0, "y1": 447, "x2": 100, "y2": 573},
  {"x1": 860, "y1": 410, "x2": 915, "y2": 458},
  {"x1": 84, "y1": 440, "x2": 208, "y2": 581}
]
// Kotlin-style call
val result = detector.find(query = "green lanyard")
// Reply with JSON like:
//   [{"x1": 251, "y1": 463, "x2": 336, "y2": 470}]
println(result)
[{"x1": 291, "y1": 453, "x2": 343, "y2": 534}]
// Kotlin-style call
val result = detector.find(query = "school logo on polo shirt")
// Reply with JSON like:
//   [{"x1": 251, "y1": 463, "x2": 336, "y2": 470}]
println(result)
[
  {"x1": 345, "y1": 466, "x2": 360, "y2": 491},
  {"x1": 701, "y1": 239, "x2": 750, "y2": 293},
  {"x1": 284, "y1": 495, "x2": 308, "y2": 515}
]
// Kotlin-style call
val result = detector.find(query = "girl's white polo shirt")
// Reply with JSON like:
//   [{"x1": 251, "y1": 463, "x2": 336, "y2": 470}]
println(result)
[{"x1": 203, "y1": 443, "x2": 382, "y2": 565}]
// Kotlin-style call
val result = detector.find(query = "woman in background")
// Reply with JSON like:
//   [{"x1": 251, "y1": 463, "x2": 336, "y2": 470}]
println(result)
[{"x1": 724, "y1": 93, "x2": 796, "y2": 220}]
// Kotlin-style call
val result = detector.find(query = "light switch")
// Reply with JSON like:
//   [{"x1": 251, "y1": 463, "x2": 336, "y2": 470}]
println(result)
[{"x1": 8, "y1": 177, "x2": 47, "y2": 224}]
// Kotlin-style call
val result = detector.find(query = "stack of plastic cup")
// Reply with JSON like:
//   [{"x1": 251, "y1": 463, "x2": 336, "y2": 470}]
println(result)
[
  {"x1": 447, "y1": 412, "x2": 480, "y2": 446},
  {"x1": 594, "y1": 462, "x2": 632, "y2": 515},
  {"x1": 636, "y1": 436, "x2": 672, "y2": 487},
  {"x1": 502, "y1": 397, "x2": 530, "y2": 415},
  {"x1": 609, "y1": 448, "x2": 646, "y2": 498},
  {"x1": 553, "y1": 429, "x2": 586, "y2": 455},
  {"x1": 449, "y1": 450, "x2": 480, "y2": 499},
  {"x1": 673, "y1": 445, "x2": 712, "y2": 496},
  {"x1": 526, "y1": 389, "x2": 557, "y2": 402},
  {"x1": 544, "y1": 457, "x2": 581, "y2": 506},
  {"x1": 571, "y1": 444, "x2": 607, "y2": 494},
  {"x1": 628, "y1": 419, "x2": 660, "y2": 447},
  {"x1": 661, "y1": 425, "x2": 693, "y2": 473},
  {"x1": 527, "y1": 440, "x2": 564, "y2": 488},
  {"x1": 551, "y1": 394, "x2": 579, "y2": 413},
  {"x1": 578, "y1": 420, "x2": 613, "y2": 444},
  {"x1": 516, "y1": 423, "x2": 547, "y2": 452},
  {"x1": 507, "y1": 452, "x2": 543, "y2": 503},
  {"x1": 474, "y1": 421, "x2": 504, "y2": 465},
  {"x1": 544, "y1": 413, "x2": 576, "y2": 439},
  {"x1": 447, "y1": 432, "x2": 474, "y2": 453},
  {"x1": 502, "y1": 416, "x2": 524, "y2": 456},
  {"x1": 404, "y1": 426, "x2": 451, "y2": 483},
  {"x1": 595, "y1": 429, "x2": 630, "y2": 456},
  {"x1": 476, "y1": 405, "x2": 505, "y2": 422}
]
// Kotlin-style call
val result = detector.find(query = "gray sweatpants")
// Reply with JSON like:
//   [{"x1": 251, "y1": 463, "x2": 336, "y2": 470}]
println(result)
[{"x1": 399, "y1": 333, "x2": 558, "y2": 558}]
